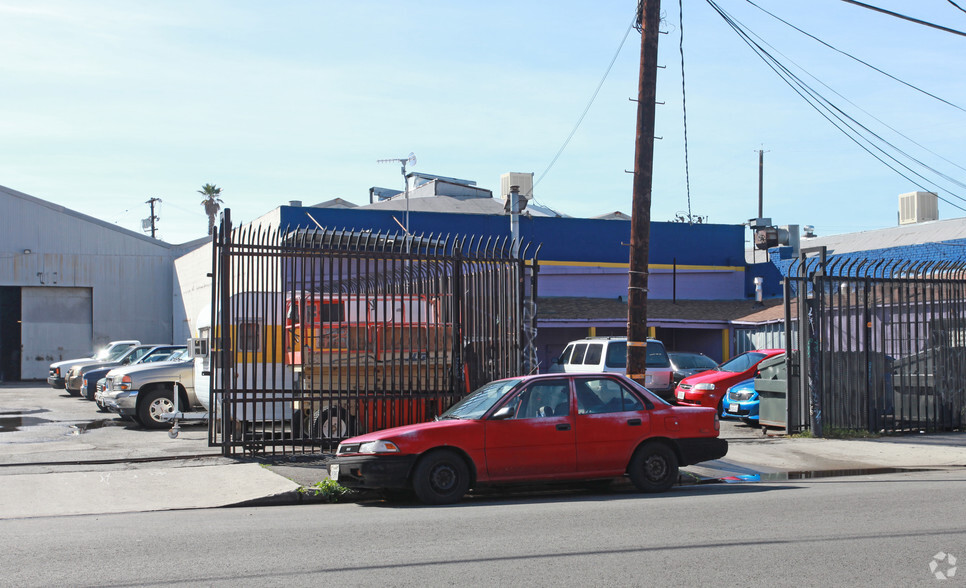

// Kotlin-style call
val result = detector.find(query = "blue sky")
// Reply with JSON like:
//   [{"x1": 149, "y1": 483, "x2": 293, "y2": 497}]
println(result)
[{"x1": 1, "y1": 0, "x2": 964, "y2": 245}]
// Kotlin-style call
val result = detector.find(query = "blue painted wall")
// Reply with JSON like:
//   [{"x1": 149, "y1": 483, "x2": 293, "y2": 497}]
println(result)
[{"x1": 279, "y1": 206, "x2": 746, "y2": 267}]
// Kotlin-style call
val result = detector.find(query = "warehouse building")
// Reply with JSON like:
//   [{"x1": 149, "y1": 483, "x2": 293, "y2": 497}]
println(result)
[{"x1": 0, "y1": 184, "x2": 205, "y2": 380}]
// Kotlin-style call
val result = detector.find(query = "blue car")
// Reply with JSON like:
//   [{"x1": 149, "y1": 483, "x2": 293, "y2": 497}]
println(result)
[{"x1": 720, "y1": 378, "x2": 759, "y2": 424}]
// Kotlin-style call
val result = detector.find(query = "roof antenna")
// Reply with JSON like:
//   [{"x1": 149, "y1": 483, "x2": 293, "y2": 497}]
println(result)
[{"x1": 377, "y1": 152, "x2": 417, "y2": 233}]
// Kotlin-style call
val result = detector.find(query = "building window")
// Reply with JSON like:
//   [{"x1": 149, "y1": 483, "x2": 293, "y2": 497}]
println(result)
[{"x1": 238, "y1": 322, "x2": 261, "y2": 352}]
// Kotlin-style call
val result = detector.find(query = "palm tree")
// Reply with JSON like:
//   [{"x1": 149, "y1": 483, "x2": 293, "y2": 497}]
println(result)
[{"x1": 198, "y1": 183, "x2": 223, "y2": 235}]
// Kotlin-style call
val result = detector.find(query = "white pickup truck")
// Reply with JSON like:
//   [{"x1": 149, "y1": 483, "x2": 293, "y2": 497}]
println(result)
[{"x1": 99, "y1": 349, "x2": 204, "y2": 429}]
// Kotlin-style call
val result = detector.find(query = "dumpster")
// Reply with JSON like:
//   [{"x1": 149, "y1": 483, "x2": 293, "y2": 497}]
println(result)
[{"x1": 756, "y1": 352, "x2": 790, "y2": 430}]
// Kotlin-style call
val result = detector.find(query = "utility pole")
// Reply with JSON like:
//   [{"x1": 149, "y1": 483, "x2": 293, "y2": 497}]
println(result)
[
  {"x1": 627, "y1": 0, "x2": 660, "y2": 386},
  {"x1": 757, "y1": 149, "x2": 766, "y2": 219},
  {"x1": 145, "y1": 197, "x2": 161, "y2": 239}
]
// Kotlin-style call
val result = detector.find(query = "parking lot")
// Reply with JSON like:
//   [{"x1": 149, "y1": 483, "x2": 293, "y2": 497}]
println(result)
[{"x1": 0, "y1": 382, "x2": 217, "y2": 471}]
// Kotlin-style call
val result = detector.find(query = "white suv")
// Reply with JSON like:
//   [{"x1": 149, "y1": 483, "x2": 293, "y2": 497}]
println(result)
[{"x1": 548, "y1": 337, "x2": 674, "y2": 399}]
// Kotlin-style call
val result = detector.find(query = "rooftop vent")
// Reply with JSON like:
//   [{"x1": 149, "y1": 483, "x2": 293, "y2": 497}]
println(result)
[{"x1": 899, "y1": 191, "x2": 938, "y2": 225}]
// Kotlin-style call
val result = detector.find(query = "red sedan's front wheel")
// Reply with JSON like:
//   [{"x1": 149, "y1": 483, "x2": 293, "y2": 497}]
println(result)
[{"x1": 411, "y1": 449, "x2": 471, "y2": 505}]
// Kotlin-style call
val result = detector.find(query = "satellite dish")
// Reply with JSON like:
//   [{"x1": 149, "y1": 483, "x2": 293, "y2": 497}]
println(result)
[{"x1": 408, "y1": 152, "x2": 417, "y2": 168}]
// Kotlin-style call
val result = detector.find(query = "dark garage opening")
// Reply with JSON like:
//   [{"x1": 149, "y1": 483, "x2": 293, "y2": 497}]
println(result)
[{"x1": 0, "y1": 287, "x2": 22, "y2": 382}]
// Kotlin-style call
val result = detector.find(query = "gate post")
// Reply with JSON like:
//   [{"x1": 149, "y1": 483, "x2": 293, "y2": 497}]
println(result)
[
  {"x1": 452, "y1": 242, "x2": 466, "y2": 395},
  {"x1": 799, "y1": 246, "x2": 827, "y2": 437},
  {"x1": 218, "y1": 210, "x2": 233, "y2": 456}
]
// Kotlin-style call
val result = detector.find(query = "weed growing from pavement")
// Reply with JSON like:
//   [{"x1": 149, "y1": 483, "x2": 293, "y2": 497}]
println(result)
[
  {"x1": 302, "y1": 479, "x2": 350, "y2": 502},
  {"x1": 789, "y1": 428, "x2": 881, "y2": 439}
]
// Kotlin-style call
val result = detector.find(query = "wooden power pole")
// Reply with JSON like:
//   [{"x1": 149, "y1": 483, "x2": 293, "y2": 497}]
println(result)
[{"x1": 627, "y1": 0, "x2": 661, "y2": 385}]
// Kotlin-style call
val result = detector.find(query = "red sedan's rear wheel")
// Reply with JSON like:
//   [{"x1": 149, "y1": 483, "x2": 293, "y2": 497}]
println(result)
[
  {"x1": 411, "y1": 449, "x2": 470, "y2": 505},
  {"x1": 628, "y1": 442, "x2": 679, "y2": 493}
]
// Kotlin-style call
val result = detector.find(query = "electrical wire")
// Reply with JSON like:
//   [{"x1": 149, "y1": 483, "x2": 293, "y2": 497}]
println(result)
[
  {"x1": 678, "y1": 0, "x2": 693, "y2": 223},
  {"x1": 840, "y1": 0, "x2": 966, "y2": 37},
  {"x1": 949, "y1": 0, "x2": 966, "y2": 15},
  {"x1": 723, "y1": 8, "x2": 966, "y2": 210},
  {"x1": 704, "y1": 0, "x2": 966, "y2": 212},
  {"x1": 744, "y1": 0, "x2": 966, "y2": 114},
  {"x1": 720, "y1": 11, "x2": 966, "y2": 209},
  {"x1": 737, "y1": 3, "x2": 966, "y2": 185},
  {"x1": 527, "y1": 12, "x2": 638, "y2": 215}
]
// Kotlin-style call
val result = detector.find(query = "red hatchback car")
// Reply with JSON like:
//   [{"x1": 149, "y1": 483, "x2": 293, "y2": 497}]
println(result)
[
  {"x1": 329, "y1": 373, "x2": 728, "y2": 504},
  {"x1": 674, "y1": 349, "x2": 784, "y2": 411}
]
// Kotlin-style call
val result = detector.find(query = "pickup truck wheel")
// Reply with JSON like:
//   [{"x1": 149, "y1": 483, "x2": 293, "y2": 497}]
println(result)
[
  {"x1": 411, "y1": 449, "x2": 470, "y2": 505},
  {"x1": 138, "y1": 389, "x2": 175, "y2": 430},
  {"x1": 628, "y1": 442, "x2": 679, "y2": 493}
]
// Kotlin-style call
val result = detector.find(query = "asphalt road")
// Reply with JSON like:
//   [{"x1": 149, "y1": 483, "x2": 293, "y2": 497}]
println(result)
[{"x1": 2, "y1": 467, "x2": 964, "y2": 587}]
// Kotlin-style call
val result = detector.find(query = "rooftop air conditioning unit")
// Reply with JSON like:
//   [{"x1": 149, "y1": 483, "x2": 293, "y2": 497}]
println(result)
[
  {"x1": 501, "y1": 172, "x2": 534, "y2": 201},
  {"x1": 899, "y1": 191, "x2": 939, "y2": 225}
]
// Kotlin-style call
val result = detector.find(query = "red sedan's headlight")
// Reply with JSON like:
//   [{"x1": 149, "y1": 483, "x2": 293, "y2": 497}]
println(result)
[{"x1": 358, "y1": 440, "x2": 400, "y2": 454}]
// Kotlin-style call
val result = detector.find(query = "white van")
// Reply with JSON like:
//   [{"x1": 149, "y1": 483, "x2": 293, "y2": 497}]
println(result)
[{"x1": 548, "y1": 337, "x2": 674, "y2": 399}]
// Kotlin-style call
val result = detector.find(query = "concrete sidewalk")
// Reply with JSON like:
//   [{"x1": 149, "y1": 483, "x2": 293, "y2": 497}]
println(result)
[
  {"x1": 0, "y1": 462, "x2": 303, "y2": 519},
  {"x1": 689, "y1": 432, "x2": 966, "y2": 480},
  {"x1": 5, "y1": 431, "x2": 963, "y2": 520}
]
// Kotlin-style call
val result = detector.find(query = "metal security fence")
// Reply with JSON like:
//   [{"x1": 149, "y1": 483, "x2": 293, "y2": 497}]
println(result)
[
  {"x1": 786, "y1": 251, "x2": 966, "y2": 435},
  {"x1": 207, "y1": 211, "x2": 539, "y2": 456}
]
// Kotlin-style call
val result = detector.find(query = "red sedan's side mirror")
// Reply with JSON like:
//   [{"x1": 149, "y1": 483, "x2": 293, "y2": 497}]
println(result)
[{"x1": 489, "y1": 406, "x2": 515, "y2": 420}]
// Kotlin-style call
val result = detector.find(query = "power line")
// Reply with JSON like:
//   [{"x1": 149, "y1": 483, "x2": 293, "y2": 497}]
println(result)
[
  {"x1": 840, "y1": 0, "x2": 966, "y2": 37},
  {"x1": 743, "y1": 0, "x2": 966, "y2": 114},
  {"x1": 704, "y1": 0, "x2": 966, "y2": 212},
  {"x1": 527, "y1": 11, "x2": 638, "y2": 215},
  {"x1": 678, "y1": 0, "x2": 693, "y2": 222},
  {"x1": 737, "y1": 4, "x2": 966, "y2": 185},
  {"x1": 949, "y1": 0, "x2": 966, "y2": 15}
]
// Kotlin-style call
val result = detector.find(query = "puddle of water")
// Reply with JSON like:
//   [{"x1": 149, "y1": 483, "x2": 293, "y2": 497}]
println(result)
[
  {"x1": 0, "y1": 416, "x2": 53, "y2": 433},
  {"x1": 0, "y1": 409, "x2": 49, "y2": 417},
  {"x1": 69, "y1": 419, "x2": 125, "y2": 434},
  {"x1": 0, "y1": 416, "x2": 123, "y2": 434},
  {"x1": 699, "y1": 467, "x2": 934, "y2": 485},
  {"x1": 761, "y1": 467, "x2": 933, "y2": 481}
]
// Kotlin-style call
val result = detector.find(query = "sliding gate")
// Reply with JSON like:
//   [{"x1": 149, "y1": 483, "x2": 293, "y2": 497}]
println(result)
[
  {"x1": 208, "y1": 210, "x2": 540, "y2": 456},
  {"x1": 787, "y1": 252, "x2": 966, "y2": 435}
]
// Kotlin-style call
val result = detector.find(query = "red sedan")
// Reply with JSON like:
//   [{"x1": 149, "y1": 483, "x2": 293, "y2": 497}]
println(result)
[
  {"x1": 674, "y1": 349, "x2": 785, "y2": 411},
  {"x1": 329, "y1": 373, "x2": 727, "y2": 504}
]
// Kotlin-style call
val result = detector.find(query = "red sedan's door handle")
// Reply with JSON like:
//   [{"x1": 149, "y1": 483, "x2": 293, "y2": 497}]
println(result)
[
  {"x1": 556, "y1": 423, "x2": 571, "y2": 431},
  {"x1": 627, "y1": 418, "x2": 642, "y2": 426}
]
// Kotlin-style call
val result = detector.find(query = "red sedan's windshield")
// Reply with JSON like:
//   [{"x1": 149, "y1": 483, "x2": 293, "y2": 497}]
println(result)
[
  {"x1": 439, "y1": 379, "x2": 522, "y2": 420},
  {"x1": 717, "y1": 352, "x2": 767, "y2": 373}
]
